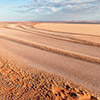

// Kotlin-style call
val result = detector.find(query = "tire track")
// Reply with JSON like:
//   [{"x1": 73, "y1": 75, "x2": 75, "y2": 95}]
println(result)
[
  {"x1": 0, "y1": 34, "x2": 100, "y2": 64},
  {"x1": 21, "y1": 23, "x2": 100, "y2": 38},
  {"x1": 19, "y1": 24, "x2": 100, "y2": 45},
  {"x1": 1, "y1": 28, "x2": 100, "y2": 58},
  {"x1": 24, "y1": 27, "x2": 100, "y2": 46},
  {"x1": 7, "y1": 25, "x2": 100, "y2": 48}
]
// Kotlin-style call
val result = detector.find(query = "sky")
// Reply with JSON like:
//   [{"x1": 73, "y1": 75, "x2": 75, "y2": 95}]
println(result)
[{"x1": 0, "y1": 0, "x2": 100, "y2": 21}]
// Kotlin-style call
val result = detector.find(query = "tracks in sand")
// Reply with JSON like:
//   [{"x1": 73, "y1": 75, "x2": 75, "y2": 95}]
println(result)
[{"x1": 0, "y1": 23, "x2": 100, "y2": 97}]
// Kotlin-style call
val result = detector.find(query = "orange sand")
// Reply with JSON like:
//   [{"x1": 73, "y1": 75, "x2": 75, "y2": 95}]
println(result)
[{"x1": 0, "y1": 57, "x2": 98, "y2": 100}]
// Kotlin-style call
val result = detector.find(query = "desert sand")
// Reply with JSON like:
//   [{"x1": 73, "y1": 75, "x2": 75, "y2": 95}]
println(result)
[
  {"x1": 0, "y1": 55, "x2": 98, "y2": 100},
  {"x1": 35, "y1": 23, "x2": 100, "y2": 43},
  {"x1": 0, "y1": 22, "x2": 100, "y2": 100}
]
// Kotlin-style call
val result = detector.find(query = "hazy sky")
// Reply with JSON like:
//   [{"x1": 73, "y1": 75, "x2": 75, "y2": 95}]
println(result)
[{"x1": 0, "y1": 0, "x2": 100, "y2": 21}]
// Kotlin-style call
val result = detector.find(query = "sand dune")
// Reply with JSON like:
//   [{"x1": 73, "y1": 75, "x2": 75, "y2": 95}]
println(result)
[{"x1": 0, "y1": 22, "x2": 100, "y2": 99}]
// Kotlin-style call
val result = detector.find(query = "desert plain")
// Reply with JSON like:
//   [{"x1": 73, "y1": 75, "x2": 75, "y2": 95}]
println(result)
[{"x1": 0, "y1": 22, "x2": 100, "y2": 100}]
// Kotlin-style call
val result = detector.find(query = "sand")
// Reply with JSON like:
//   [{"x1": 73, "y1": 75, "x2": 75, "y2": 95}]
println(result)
[
  {"x1": 35, "y1": 23, "x2": 100, "y2": 43},
  {"x1": 34, "y1": 23, "x2": 100, "y2": 35},
  {"x1": 0, "y1": 56, "x2": 98, "y2": 100},
  {"x1": 0, "y1": 22, "x2": 100, "y2": 99}
]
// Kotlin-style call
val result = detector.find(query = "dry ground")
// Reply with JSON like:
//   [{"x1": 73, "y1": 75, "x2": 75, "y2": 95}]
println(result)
[
  {"x1": 0, "y1": 57, "x2": 99, "y2": 100},
  {"x1": 35, "y1": 23, "x2": 100, "y2": 43},
  {"x1": 0, "y1": 22, "x2": 100, "y2": 100}
]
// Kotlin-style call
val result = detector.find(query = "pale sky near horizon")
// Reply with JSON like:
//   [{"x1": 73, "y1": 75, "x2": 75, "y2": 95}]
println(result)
[{"x1": 0, "y1": 0, "x2": 100, "y2": 21}]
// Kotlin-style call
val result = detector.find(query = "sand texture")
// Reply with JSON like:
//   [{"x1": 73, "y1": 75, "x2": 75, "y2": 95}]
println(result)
[
  {"x1": 0, "y1": 22, "x2": 100, "y2": 99},
  {"x1": 0, "y1": 57, "x2": 99, "y2": 100}
]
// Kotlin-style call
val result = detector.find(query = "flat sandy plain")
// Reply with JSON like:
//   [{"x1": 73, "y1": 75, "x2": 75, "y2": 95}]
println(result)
[{"x1": 0, "y1": 22, "x2": 100, "y2": 100}]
